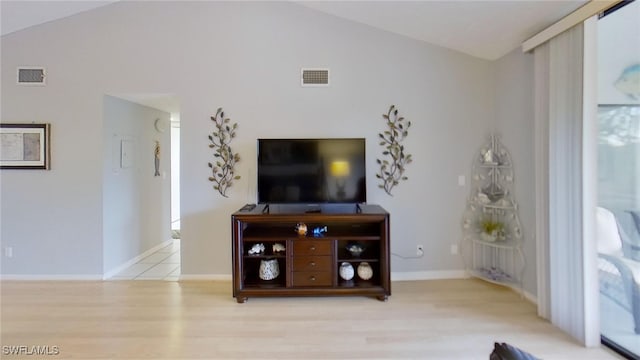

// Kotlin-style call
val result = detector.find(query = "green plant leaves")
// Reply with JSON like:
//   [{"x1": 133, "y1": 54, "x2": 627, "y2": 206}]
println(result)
[
  {"x1": 208, "y1": 107, "x2": 240, "y2": 198},
  {"x1": 377, "y1": 105, "x2": 412, "y2": 196}
]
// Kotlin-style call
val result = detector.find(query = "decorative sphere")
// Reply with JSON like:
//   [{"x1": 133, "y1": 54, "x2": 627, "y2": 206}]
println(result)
[
  {"x1": 339, "y1": 262, "x2": 355, "y2": 281},
  {"x1": 357, "y1": 262, "x2": 373, "y2": 280}
]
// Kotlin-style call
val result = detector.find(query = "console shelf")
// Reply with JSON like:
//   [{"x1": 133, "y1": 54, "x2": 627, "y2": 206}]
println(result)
[
  {"x1": 462, "y1": 134, "x2": 525, "y2": 293},
  {"x1": 232, "y1": 204, "x2": 391, "y2": 303}
]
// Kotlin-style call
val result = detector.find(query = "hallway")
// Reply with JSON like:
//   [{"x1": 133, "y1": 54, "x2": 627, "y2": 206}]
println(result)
[{"x1": 110, "y1": 240, "x2": 180, "y2": 281}]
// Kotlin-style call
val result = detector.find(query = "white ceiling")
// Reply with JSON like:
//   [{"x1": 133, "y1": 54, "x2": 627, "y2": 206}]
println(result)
[
  {"x1": 1, "y1": 0, "x2": 589, "y2": 60},
  {"x1": 1, "y1": 0, "x2": 589, "y2": 114},
  {"x1": 0, "y1": 1, "x2": 118, "y2": 37},
  {"x1": 299, "y1": 1, "x2": 588, "y2": 60}
]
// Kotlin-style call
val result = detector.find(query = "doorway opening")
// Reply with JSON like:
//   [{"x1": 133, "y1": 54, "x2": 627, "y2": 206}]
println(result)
[{"x1": 103, "y1": 94, "x2": 181, "y2": 281}]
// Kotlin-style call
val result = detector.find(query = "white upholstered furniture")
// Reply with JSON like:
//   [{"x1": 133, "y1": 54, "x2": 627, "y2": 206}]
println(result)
[{"x1": 597, "y1": 207, "x2": 640, "y2": 334}]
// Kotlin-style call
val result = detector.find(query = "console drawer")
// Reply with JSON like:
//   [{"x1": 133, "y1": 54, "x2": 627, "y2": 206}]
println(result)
[
  {"x1": 292, "y1": 256, "x2": 332, "y2": 272},
  {"x1": 292, "y1": 271, "x2": 332, "y2": 287},
  {"x1": 292, "y1": 240, "x2": 332, "y2": 256}
]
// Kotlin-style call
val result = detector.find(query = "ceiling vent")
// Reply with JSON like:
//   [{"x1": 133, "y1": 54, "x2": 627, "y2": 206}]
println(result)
[
  {"x1": 17, "y1": 67, "x2": 46, "y2": 85},
  {"x1": 301, "y1": 68, "x2": 329, "y2": 87}
]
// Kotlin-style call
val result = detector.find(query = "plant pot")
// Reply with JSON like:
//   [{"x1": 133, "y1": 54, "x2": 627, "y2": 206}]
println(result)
[{"x1": 481, "y1": 232, "x2": 498, "y2": 242}]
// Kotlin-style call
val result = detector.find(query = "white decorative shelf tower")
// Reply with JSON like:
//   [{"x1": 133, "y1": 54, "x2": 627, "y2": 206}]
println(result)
[{"x1": 462, "y1": 134, "x2": 525, "y2": 291}]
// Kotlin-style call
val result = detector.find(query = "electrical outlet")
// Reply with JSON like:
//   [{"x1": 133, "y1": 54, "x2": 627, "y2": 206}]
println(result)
[
  {"x1": 416, "y1": 245, "x2": 424, "y2": 256},
  {"x1": 4, "y1": 247, "x2": 13, "y2": 258},
  {"x1": 451, "y1": 244, "x2": 459, "y2": 255}
]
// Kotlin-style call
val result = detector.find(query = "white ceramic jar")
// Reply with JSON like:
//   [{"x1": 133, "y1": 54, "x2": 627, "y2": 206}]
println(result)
[
  {"x1": 339, "y1": 262, "x2": 355, "y2": 281},
  {"x1": 259, "y1": 259, "x2": 280, "y2": 280}
]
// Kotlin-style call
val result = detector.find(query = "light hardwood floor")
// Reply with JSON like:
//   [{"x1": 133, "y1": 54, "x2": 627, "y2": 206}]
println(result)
[{"x1": 0, "y1": 279, "x2": 621, "y2": 359}]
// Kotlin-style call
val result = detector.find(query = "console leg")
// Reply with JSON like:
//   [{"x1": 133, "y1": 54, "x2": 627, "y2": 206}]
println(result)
[
  {"x1": 236, "y1": 297, "x2": 248, "y2": 304},
  {"x1": 376, "y1": 295, "x2": 388, "y2": 302}
]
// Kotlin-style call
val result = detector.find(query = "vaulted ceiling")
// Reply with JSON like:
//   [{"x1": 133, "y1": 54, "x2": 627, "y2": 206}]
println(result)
[
  {"x1": 299, "y1": 1, "x2": 587, "y2": 60},
  {"x1": 1, "y1": 0, "x2": 588, "y2": 60}
]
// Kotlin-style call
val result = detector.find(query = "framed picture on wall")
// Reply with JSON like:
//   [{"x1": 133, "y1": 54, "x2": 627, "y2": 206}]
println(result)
[{"x1": 0, "y1": 123, "x2": 51, "y2": 169}]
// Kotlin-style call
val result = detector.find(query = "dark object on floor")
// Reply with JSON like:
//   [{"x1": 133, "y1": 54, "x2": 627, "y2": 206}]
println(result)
[{"x1": 490, "y1": 342, "x2": 539, "y2": 360}]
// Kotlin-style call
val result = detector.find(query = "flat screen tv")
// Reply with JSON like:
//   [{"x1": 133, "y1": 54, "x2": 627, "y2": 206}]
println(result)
[{"x1": 257, "y1": 138, "x2": 366, "y2": 204}]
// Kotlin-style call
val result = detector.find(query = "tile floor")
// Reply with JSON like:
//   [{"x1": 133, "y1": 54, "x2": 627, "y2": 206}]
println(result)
[{"x1": 110, "y1": 239, "x2": 180, "y2": 281}]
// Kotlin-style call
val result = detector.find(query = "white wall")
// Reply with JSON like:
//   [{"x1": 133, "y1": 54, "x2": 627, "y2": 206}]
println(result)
[
  {"x1": 1, "y1": 39, "x2": 105, "y2": 277},
  {"x1": 494, "y1": 49, "x2": 537, "y2": 297},
  {"x1": 174, "y1": 1, "x2": 495, "y2": 276},
  {"x1": 170, "y1": 124, "x2": 180, "y2": 230},
  {"x1": 1, "y1": 1, "x2": 496, "y2": 278},
  {"x1": 102, "y1": 95, "x2": 171, "y2": 274}
]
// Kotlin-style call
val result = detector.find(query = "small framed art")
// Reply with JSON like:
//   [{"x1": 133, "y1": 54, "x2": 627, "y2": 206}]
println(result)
[{"x1": 0, "y1": 123, "x2": 50, "y2": 169}]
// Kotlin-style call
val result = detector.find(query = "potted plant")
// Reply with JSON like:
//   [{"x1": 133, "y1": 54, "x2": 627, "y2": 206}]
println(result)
[{"x1": 479, "y1": 218, "x2": 505, "y2": 242}]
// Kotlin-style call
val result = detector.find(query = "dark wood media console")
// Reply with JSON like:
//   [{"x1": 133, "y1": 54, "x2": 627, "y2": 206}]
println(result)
[{"x1": 231, "y1": 204, "x2": 390, "y2": 303}]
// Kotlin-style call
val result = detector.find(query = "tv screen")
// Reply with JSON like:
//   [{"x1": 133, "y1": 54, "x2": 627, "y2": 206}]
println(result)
[{"x1": 257, "y1": 138, "x2": 366, "y2": 204}]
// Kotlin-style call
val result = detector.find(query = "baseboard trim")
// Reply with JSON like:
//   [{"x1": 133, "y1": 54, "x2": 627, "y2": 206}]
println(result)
[
  {"x1": 522, "y1": 290, "x2": 537, "y2": 305},
  {"x1": 0, "y1": 274, "x2": 103, "y2": 281},
  {"x1": 179, "y1": 274, "x2": 232, "y2": 281},
  {"x1": 175, "y1": 271, "x2": 468, "y2": 282},
  {"x1": 177, "y1": 271, "x2": 469, "y2": 282},
  {"x1": 391, "y1": 270, "x2": 469, "y2": 281},
  {"x1": 102, "y1": 239, "x2": 174, "y2": 280}
]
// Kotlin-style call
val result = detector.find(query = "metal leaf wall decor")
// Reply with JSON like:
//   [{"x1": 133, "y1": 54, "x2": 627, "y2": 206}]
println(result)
[
  {"x1": 207, "y1": 108, "x2": 240, "y2": 198},
  {"x1": 376, "y1": 105, "x2": 412, "y2": 196}
]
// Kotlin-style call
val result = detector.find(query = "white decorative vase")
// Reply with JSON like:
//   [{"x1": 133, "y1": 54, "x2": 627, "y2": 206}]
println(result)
[
  {"x1": 357, "y1": 262, "x2": 373, "y2": 280},
  {"x1": 339, "y1": 262, "x2": 355, "y2": 281},
  {"x1": 259, "y1": 259, "x2": 280, "y2": 280}
]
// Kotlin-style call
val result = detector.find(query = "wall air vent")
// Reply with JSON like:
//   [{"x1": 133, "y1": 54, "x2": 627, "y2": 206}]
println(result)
[
  {"x1": 301, "y1": 68, "x2": 329, "y2": 87},
  {"x1": 17, "y1": 67, "x2": 46, "y2": 85}
]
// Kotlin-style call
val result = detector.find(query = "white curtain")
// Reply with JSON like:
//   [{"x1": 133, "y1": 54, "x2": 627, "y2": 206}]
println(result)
[
  {"x1": 534, "y1": 40, "x2": 551, "y2": 321},
  {"x1": 533, "y1": 21, "x2": 600, "y2": 346}
]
